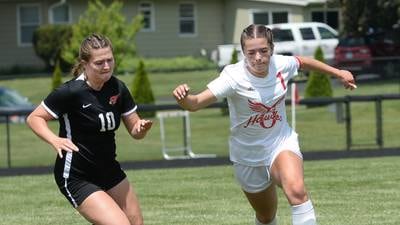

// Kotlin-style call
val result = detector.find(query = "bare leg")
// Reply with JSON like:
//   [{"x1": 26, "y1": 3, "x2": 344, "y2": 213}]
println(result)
[
  {"x1": 77, "y1": 191, "x2": 131, "y2": 225},
  {"x1": 270, "y1": 150, "x2": 308, "y2": 205},
  {"x1": 107, "y1": 178, "x2": 144, "y2": 225},
  {"x1": 243, "y1": 184, "x2": 278, "y2": 224},
  {"x1": 271, "y1": 150, "x2": 317, "y2": 225}
]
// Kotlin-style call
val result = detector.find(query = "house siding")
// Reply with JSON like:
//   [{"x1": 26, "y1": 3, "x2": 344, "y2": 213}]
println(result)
[
  {"x1": 0, "y1": 2, "x2": 40, "y2": 68},
  {"x1": 133, "y1": 0, "x2": 225, "y2": 58},
  {"x1": 224, "y1": 0, "x2": 311, "y2": 44},
  {"x1": 0, "y1": 0, "x2": 62, "y2": 69},
  {"x1": 32, "y1": 0, "x2": 225, "y2": 58},
  {"x1": 0, "y1": 0, "x2": 331, "y2": 70}
]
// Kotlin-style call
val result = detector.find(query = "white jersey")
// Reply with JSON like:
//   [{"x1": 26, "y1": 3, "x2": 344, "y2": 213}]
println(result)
[{"x1": 207, "y1": 55, "x2": 301, "y2": 166}]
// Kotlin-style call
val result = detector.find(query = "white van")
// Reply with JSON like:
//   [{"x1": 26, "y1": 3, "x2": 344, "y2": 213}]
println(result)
[{"x1": 215, "y1": 22, "x2": 338, "y2": 68}]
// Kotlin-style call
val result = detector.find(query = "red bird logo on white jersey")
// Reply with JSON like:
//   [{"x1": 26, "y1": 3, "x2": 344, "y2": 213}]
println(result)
[
  {"x1": 244, "y1": 96, "x2": 285, "y2": 129},
  {"x1": 247, "y1": 96, "x2": 285, "y2": 113},
  {"x1": 248, "y1": 100, "x2": 273, "y2": 113}
]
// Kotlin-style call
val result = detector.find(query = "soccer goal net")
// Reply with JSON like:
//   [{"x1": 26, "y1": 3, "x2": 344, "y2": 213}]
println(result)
[{"x1": 157, "y1": 110, "x2": 216, "y2": 160}]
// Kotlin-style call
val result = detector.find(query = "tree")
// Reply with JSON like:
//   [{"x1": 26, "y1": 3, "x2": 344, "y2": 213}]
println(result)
[
  {"x1": 32, "y1": 24, "x2": 72, "y2": 72},
  {"x1": 337, "y1": 0, "x2": 400, "y2": 35},
  {"x1": 52, "y1": 60, "x2": 63, "y2": 91},
  {"x1": 62, "y1": 0, "x2": 143, "y2": 74},
  {"x1": 131, "y1": 60, "x2": 155, "y2": 118},
  {"x1": 304, "y1": 47, "x2": 333, "y2": 101}
]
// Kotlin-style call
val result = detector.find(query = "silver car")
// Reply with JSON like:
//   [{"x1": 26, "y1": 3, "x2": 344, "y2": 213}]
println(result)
[{"x1": 0, "y1": 86, "x2": 34, "y2": 123}]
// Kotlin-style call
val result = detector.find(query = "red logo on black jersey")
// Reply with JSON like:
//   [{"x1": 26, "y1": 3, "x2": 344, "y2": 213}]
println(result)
[{"x1": 109, "y1": 94, "x2": 120, "y2": 105}]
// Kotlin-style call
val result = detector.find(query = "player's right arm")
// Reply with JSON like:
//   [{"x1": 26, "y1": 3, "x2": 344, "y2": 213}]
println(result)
[
  {"x1": 172, "y1": 84, "x2": 217, "y2": 112},
  {"x1": 27, "y1": 105, "x2": 79, "y2": 158}
]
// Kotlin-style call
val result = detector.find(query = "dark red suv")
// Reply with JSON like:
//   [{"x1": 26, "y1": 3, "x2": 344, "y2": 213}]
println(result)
[
  {"x1": 334, "y1": 36, "x2": 372, "y2": 71},
  {"x1": 334, "y1": 31, "x2": 400, "y2": 75}
]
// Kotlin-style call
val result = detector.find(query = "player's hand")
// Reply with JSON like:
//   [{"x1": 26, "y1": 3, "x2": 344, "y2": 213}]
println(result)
[
  {"x1": 338, "y1": 70, "x2": 357, "y2": 90},
  {"x1": 50, "y1": 137, "x2": 79, "y2": 158},
  {"x1": 173, "y1": 84, "x2": 190, "y2": 101},
  {"x1": 135, "y1": 119, "x2": 153, "y2": 133}
]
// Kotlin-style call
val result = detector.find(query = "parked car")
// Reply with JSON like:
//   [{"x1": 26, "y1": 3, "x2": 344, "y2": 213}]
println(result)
[
  {"x1": 334, "y1": 36, "x2": 372, "y2": 72},
  {"x1": 268, "y1": 22, "x2": 338, "y2": 62},
  {"x1": 214, "y1": 22, "x2": 338, "y2": 69},
  {"x1": 0, "y1": 87, "x2": 34, "y2": 123},
  {"x1": 365, "y1": 31, "x2": 400, "y2": 57},
  {"x1": 334, "y1": 30, "x2": 400, "y2": 75}
]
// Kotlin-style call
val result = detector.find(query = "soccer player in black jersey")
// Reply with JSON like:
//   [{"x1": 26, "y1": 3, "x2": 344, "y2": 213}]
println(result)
[{"x1": 27, "y1": 34, "x2": 152, "y2": 225}]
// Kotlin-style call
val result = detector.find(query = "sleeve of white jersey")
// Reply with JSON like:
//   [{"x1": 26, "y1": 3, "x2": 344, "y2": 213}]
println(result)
[
  {"x1": 207, "y1": 70, "x2": 235, "y2": 101},
  {"x1": 285, "y1": 56, "x2": 301, "y2": 80}
]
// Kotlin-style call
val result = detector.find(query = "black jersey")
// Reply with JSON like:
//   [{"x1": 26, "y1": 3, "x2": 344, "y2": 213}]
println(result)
[{"x1": 43, "y1": 74, "x2": 136, "y2": 179}]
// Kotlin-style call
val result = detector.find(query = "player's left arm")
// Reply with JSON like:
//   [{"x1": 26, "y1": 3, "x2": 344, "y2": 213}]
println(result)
[
  {"x1": 122, "y1": 112, "x2": 153, "y2": 139},
  {"x1": 296, "y1": 56, "x2": 357, "y2": 90}
]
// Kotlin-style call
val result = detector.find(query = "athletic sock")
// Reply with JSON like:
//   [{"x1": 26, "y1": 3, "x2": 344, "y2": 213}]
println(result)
[
  {"x1": 255, "y1": 216, "x2": 277, "y2": 225},
  {"x1": 291, "y1": 200, "x2": 317, "y2": 225}
]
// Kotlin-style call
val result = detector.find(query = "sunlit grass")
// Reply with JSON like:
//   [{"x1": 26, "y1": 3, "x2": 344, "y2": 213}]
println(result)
[
  {"x1": 0, "y1": 71, "x2": 399, "y2": 168},
  {"x1": 0, "y1": 157, "x2": 399, "y2": 225}
]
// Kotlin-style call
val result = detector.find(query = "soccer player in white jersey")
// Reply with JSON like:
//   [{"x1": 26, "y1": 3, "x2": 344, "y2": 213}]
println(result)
[
  {"x1": 172, "y1": 24, "x2": 356, "y2": 225},
  {"x1": 27, "y1": 34, "x2": 152, "y2": 225}
]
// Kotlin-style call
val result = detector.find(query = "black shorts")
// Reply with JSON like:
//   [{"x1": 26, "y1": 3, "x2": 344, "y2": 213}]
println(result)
[{"x1": 54, "y1": 161, "x2": 126, "y2": 208}]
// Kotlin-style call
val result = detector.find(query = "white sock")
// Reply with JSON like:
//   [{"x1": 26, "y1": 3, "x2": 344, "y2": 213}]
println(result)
[
  {"x1": 291, "y1": 200, "x2": 317, "y2": 225},
  {"x1": 255, "y1": 216, "x2": 277, "y2": 225}
]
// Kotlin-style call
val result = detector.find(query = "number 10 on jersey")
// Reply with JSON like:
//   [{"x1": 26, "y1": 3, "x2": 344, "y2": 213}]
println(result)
[{"x1": 98, "y1": 112, "x2": 116, "y2": 131}]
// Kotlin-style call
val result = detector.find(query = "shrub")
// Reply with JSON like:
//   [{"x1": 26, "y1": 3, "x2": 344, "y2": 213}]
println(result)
[
  {"x1": 119, "y1": 56, "x2": 216, "y2": 74},
  {"x1": 130, "y1": 60, "x2": 155, "y2": 118},
  {"x1": 52, "y1": 60, "x2": 63, "y2": 91},
  {"x1": 304, "y1": 47, "x2": 333, "y2": 101},
  {"x1": 62, "y1": 0, "x2": 143, "y2": 74},
  {"x1": 230, "y1": 49, "x2": 239, "y2": 64},
  {"x1": 32, "y1": 24, "x2": 72, "y2": 72},
  {"x1": 383, "y1": 61, "x2": 400, "y2": 78}
]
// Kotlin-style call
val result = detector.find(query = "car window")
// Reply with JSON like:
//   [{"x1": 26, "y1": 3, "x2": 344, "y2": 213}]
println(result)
[
  {"x1": 299, "y1": 27, "x2": 316, "y2": 40},
  {"x1": 318, "y1": 27, "x2": 337, "y2": 39},
  {"x1": 338, "y1": 37, "x2": 365, "y2": 46},
  {"x1": 0, "y1": 88, "x2": 30, "y2": 107},
  {"x1": 272, "y1": 28, "x2": 294, "y2": 42}
]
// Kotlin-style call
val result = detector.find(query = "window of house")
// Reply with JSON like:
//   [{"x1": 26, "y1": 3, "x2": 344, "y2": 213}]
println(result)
[
  {"x1": 311, "y1": 11, "x2": 339, "y2": 30},
  {"x1": 272, "y1": 12, "x2": 288, "y2": 24},
  {"x1": 299, "y1": 27, "x2": 316, "y2": 40},
  {"x1": 139, "y1": 2, "x2": 154, "y2": 31},
  {"x1": 253, "y1": 12, "x2": 269, "y2": 25},
  {"x1": 179, "y1": 3, "x2": 195, "y2": 35},
  {"x1": 252, "y1": 11, "x2": 288, "y2": 25},
  {"x1": 17, "y1": 4, "x2": 40, "y2": 46},
  {"x1": 49, "y1": 4, "x2": 71, "y2": 24},
  {"x1": 50, "y1": 3, "x2": 70, "y2": 24}
]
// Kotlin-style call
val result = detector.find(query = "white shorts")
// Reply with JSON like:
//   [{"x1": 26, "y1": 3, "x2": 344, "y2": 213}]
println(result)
[
  {"x1": 233, "y1": 163, "x2": 272, "y2": 193},
  {"x1": 233, "y1": 132, "x2": 303, "y2": 193}
]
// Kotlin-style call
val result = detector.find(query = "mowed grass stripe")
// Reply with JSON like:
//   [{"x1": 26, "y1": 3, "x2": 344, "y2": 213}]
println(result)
[{"x1": 0, "y1": 156, "x2": 399, "y2": 225}]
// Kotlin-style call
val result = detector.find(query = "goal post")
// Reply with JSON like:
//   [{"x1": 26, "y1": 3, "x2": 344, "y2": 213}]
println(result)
[{"x1": 157, "y1": 110, "x2": 216, "y2": 160}]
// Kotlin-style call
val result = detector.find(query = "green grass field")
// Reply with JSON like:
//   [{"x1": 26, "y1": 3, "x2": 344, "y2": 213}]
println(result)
[
  {"x1": 0, "y1": 71, "x2": 399, "y2": 168},
  {"x1": 0, "y1": 156, "x2": 399, "y2": 225}
]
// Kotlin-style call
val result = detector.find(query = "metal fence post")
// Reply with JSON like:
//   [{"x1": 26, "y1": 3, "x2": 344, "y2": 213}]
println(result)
[
  {"x1": 183, "y1": 116, "x2": 188, "y2": 156},
  {"x1": 345, "y1": 97, "x2": 352, "y2": 151},
  {"x1": 375, "y1": 97, "x2": 383, "y2": 149},
  {"x1": 6, "y1": 115, "x2": 11, "y2": 168}
]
